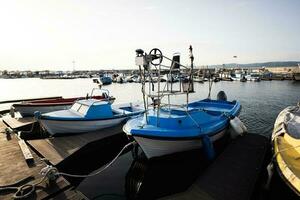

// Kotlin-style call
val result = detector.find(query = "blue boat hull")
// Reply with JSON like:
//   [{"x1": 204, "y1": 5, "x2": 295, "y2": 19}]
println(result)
[
  {"x1": 123, "y1": 99, "x2": 241, "y2": 158},
  {"x1": 130, "y1": 128, "x2": 227, "y2": 159}
]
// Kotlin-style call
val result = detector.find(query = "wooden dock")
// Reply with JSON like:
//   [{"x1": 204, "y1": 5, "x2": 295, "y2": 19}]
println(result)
[
  {"x1": 27, "y1": 124, "x2": 123, "y2": 166},
  {"x1": 0, "y1": 119, "x2": 87, "y2": 200},
  {"x1": 2, "y1": 116, "x2": 36, "y2": 130},
  {"x1": 161, "y1": 134, "x2": 269, "y2": 200}
]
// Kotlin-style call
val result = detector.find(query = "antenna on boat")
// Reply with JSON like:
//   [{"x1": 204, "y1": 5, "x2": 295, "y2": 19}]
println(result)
[
  {"x1": 186, "y1": 45, "x2": 195, "y2": 108},
  {"x1": 135, "y1": 49, "x2": 149, "y2": 122}
]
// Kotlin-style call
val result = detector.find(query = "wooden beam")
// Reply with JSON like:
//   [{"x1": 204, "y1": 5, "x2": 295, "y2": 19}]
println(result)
[{"x1": 18, "y1": 139, "x2": 34, "y2": 161}]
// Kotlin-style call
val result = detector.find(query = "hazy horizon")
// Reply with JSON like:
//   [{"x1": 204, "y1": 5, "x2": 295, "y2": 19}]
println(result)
[{"x1": 1, "y1": 0, "x2": 300, "y2": 71}]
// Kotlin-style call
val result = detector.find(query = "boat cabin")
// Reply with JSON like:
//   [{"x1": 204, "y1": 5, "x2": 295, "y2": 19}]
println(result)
[{"x1": 70, "y1": 99, "x2": 114, "y2": 119}]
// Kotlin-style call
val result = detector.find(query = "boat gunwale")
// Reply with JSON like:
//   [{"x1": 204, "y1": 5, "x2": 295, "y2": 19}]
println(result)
[{"x1": 40, "y1": 111, "x2": 144, "y2": 121}]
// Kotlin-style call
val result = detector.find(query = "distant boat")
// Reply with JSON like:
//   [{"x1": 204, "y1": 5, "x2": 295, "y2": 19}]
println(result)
[
  {"x1": 100, "y1": 76, "x2": 112, "y2": 85},
  {"x1": 193, "y1": 76, "x2": 204, "y2": 83},
  {"x1": 116, "y1": 75, "x2": 126, "y2": 83},
  {"x1": 240, "y1": 76, "x2": 247, "y2": 82},
  {"x1": 37, "y1": 99, "x2": 144, "y2": 135},
  {"x1": 292, "y1": 64, "x2": 300, "y2": 81},
  {"x1": 125, "y1": 75, "x2": 134, "y2": 83},
  {"x1": 248, "y1": 73, "x2": 261, "y2": 81}
]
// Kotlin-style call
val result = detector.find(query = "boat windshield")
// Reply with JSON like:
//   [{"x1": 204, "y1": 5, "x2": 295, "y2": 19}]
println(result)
[
  {"x1": 78, "y1": 104, "x2": 89, "y2": 115},
  {"x1": 71, "y1": 103, "x2": 81, "y2": 111},
  {"x1": 71, "y1": 102, "x2": 89, "y2": 115}
]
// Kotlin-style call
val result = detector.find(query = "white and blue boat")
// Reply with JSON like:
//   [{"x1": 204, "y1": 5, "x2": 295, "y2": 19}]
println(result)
[
  {"x1": 124, "y1": 99, "x2": 241, "y2": 159},
  {"x1": 37, "y1": 90, "x2": 144, "y2": 135},
  {"x1": 123, "y1": 47, "x2": 244, "y2": 159}
]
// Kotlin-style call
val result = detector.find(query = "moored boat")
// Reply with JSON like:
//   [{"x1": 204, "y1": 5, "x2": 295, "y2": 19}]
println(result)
[
  {"x1": 292, "y1": 64, "x2": 300, "y2": 81},
  {"x1": 271, "y1": 103, "x2": 300, "y2": 195},
  {"x1": 99, "y1": 76, "x2": 112, "y2": 85},
  {"x1": 124, "y1": 99, "x2": 241, "y2": 159},
  {"x1": 123, "y1": 47, "x2": 245, "y2": 159},
  {"x1": 12, "y1": 90, "x2": 115, "y2": 117},
  {"x1": 37, "y1": 99, "x2": 144, "y2": 135}
]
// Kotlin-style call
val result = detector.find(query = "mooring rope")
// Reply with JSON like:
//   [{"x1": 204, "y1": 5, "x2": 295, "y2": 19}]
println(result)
[
  {"x1": 58, "y1": 141, "x2": 135, "y2": 178},
  {"x1": 0, "y1": 141, "x2": 135, "y2": 199}
]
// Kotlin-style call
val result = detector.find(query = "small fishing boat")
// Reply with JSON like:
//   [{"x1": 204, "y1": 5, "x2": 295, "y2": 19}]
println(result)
[
  {"x1": 37, "y1": 99, "x2": 144, "y2": 135},
  {"x1": 271, "y1": 103, "x2": 300, "y2": 195},
  {"x1": 12, "y1": 90, "x2": 115, "y2": 117},
  {"x1": 193, "y1": 76, "x2": 204, "y2": 83},
  {"x1": 99, "y1": 76, "x2": 112, "y2": 85},
  {"x1": 124, "y1": 47, "x2": 245, "y2": 159},
  {"x1": 292, "y1": 64, "x2": 300, "y2": 81},
  {"x1": 240, "y1": 76, "x2": 247, "y2": 82}
]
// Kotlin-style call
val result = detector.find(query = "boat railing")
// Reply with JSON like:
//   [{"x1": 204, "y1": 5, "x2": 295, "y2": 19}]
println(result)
[
  {"x1": 90, "y1": 88, "x2": 110, "y2": 100},
  {"x1": 135, "y1": 46, "x2": 195, "y2": 125}
]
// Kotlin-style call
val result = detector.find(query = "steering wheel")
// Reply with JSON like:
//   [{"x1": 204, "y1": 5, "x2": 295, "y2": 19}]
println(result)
[{"x1": 149, "y1": 48, "x2": 163, "y2": 66}]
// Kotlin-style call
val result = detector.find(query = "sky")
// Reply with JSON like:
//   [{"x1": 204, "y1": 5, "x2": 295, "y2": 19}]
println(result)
[{"x1": 0, "y1": 0, "x2": 299, "y2": 71}]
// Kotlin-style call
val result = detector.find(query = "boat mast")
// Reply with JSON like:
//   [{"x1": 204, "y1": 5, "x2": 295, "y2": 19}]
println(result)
[{"x1": 187, "y1": 45, "x2": 194, "y2": 109}]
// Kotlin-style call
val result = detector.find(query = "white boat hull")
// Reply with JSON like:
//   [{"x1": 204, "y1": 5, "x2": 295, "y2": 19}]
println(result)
[
  {"x1": 294, "y1": 73, "x2": 300, "y2": 81},
  {"x1": 40, "y1": 117, "x2": 127, "y2": 135},
  {"x1": 14, "y1": 105, "x2": 71, "y2": 117},
  {"x1": 132, "y1": 129, "x2": 226, "y2": 159}
]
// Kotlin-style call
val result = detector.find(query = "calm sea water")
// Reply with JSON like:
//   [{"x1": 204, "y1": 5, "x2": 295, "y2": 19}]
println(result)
[
  {"x1": 1, "y1": 78, "x2": 299, "y2": 199},
  {"x1": 1, "y1": 78, "x2": 299, "y2": 136}
]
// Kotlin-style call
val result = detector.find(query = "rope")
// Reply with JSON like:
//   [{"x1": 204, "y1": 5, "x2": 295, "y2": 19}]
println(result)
[
  {"x1": 184, "y1": 109, "x2": 200, "y2": 128},
  {"x1": 57, "y1": 141, "x2": 135, "y2": 178},
  {"x1": 0, "y1": 141, "x2": 135, "y2": 199},
  {"x1": 0, "y1": 167, "x2": 57, "y2": 199},
  {"x1": 272, "y1": 143, "x2": 300, "y2": 160}
]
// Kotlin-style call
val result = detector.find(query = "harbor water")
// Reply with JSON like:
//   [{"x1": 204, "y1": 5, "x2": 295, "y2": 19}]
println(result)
[
  {"x1": 1, "y1": 78, "x2": 299, "y2": 137},
  {"x1": 1, "y1": 78, "x2": 299, "y2": 199}
]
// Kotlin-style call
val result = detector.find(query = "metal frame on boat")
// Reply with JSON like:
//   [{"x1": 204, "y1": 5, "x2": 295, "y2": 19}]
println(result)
[{"x1": 123, "y1": 46, "x2": 242, "y2": 159}]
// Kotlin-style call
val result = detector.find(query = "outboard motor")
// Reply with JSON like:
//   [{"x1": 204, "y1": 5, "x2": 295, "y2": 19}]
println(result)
[
  {"x1": 34, "y1": 111, "x2": 41, "y2": 120},
  {"x1": 217, "y1": 91, "x2": 227, "y2": 101}
]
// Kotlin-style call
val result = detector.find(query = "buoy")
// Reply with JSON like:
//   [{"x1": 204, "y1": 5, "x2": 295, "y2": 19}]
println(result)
[{"x1": 229, "y1": 116, "x2": 247, "y2": 138}]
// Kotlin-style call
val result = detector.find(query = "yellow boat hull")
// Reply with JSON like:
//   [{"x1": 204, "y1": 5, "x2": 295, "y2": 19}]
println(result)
[{"x1": 273, "y1": 105, "x2": 300, "y2": 195}]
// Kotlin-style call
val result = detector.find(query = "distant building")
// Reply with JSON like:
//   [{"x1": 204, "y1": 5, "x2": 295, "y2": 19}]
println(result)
[{"x1": 264, "y1": 67, "x2": 295, "y2": 74}]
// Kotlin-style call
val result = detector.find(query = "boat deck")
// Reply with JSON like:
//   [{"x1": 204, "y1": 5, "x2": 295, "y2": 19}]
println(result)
[
  {"x1": 161, "y1": 134, "x2": 269, "y2": 200},
  {"x1": 0, "y1": 119, "x2": 86, "y2": 200}
]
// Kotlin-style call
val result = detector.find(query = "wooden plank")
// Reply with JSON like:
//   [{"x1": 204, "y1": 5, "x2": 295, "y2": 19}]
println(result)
[
  {"x1": 2, "y1": 116, "x2": 36, "y2": 129},
  {"x1": 0, "y1": 122, "x2": 45, "y2": 187},
  {"x1": 33, "y1": 177, "x2": 71, "y2": 200},
  {"x1": 28, "y1": 124, "x2": 123, "y2": 165},
  {"x1": 0, "y1": 119, "x2": 75, "y2": 200},
  {"x1": 51, "y1": 187, "x2": 88, "y2": 200},
  {"x1": 18, "y1": 139, "x2": 34, "y2": 161}
]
